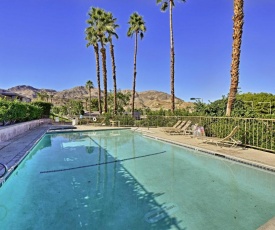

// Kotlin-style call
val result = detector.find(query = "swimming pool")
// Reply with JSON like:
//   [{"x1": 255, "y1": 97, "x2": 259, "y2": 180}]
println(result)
[{"x1": 1, "y1": 129, "x2": 275, "y2": 229}]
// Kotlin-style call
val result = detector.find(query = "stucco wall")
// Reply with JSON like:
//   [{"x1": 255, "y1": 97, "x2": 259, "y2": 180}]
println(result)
[{"x1": 0, "y1": 119, "x2": 51, "y2": 142}]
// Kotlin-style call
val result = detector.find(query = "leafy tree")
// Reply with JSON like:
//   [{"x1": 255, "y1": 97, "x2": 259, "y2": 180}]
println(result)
[
  {"x1": 226, "y1": 0, "x2": 244, "y2": 116},
  {"x1": 51, "y1": 106, "x2": 60, "y2": 115},
  {"x1": 191, "y1": 92, "x2": 274, "y2": 118},
  {"x1": 127, "y1": 12, "x2": 146, "y2": 117},
  {"x1": 156, "y1": 0, "x2": 186, "y2": 113},
  {"x1": 236, "y1": 92, "x2": 275, "y2": 117},
  {"x1": 59, "y1": 105, "x2": 68, "y2": 116},
  {"x1": 90, "y1": 98, "x2": 100, "y2": 111},
  {"x1": 107, "y1": 91, "x2": 131, "y2": 113},
  {"x1": 67, "y1": 100, "x2": 84, "y2": 117}
]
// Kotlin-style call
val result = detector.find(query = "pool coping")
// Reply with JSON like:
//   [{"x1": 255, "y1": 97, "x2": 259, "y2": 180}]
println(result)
[
  {"x1": 0, "y1": 130, "x2": 47, "y2": 187},
  {"x1": 141, "y1": 133, "x2": 275, "y2": 174}
]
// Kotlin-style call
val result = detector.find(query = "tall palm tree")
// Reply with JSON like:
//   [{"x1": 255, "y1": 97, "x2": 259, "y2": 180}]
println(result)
[
  {"x1": 85, "y1": 26, "x2": 102, "y2": 114},
  {"x1": 226, "y1": 0, "x2": 244, "y2": 116},
  {"x1": 85, "y1": 97, "x2": 88, "y2": 111},
  {"x1": 86, "y1": 80, "x2": 94, "y2": 117},
  {"x1": 157, "y1": 0, "x2": 186, "y2": 113},
  {"x1": 127, "y1": 12, "x2": 146, "y2": 117},
  {"x1": 49, "y1": 94, "x2": 54, "y2": 103},
  {"x1": 106, "y1": 12, "x2": 119, "y2": 115},
  {"x1": 87, "y1": 8, "x2": 114, "y2": 114}
]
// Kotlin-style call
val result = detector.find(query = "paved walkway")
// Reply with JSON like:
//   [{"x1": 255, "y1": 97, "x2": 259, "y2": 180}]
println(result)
[{"x1": 0, "y1": 124, "x2": 51, "y2": 170}]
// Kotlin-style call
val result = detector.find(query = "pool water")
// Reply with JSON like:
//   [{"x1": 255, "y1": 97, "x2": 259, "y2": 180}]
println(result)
[{"x1": 1, "y1": 129, "x2": 275, "y2": 229}]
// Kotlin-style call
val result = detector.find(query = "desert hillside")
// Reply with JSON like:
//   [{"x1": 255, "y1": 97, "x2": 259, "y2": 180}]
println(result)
[{"x1": 7, "y1": 85, "x2": 192, "y2": 110}]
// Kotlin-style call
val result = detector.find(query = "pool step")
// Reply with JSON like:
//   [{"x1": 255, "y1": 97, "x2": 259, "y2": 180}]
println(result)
[{"x1": 0, "y1": 162, "x2": 8, "y2": 178}]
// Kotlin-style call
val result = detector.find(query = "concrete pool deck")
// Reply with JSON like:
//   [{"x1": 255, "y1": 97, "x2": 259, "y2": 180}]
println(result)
[{"x1": 0, "y1": 123, "x2": 275, "y2": 229}]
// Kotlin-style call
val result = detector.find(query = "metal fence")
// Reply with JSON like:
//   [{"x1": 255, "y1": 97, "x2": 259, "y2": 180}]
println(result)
[
  {"x1": 78, "y1": 115, "x2": 275, "y2": 152},
  {"x1": 88, "y1": 115, "x2": 275, "y2": 153},
  {"x1": 136, "y1": 115, "x2": 275, "y2": 153}
]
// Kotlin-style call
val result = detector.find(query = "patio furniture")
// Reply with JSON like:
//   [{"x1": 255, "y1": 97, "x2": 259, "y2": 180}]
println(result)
[
  {"x1": 162, "y1": 120, "x2": 184, "y2": 131},
  {"x1": 165, "y1": 120, "x2": 192, "y2": 135},
  {"x1": 201, "y1": 126, "x2": 242, "y2": 147},
  {"x1": 110, "y1": 120, "x2": 120, "y2": 127}
]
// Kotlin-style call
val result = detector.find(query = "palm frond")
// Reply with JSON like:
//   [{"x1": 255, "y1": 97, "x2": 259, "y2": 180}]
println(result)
[{"x1": 161, "y1": 2, "x2": 168, "y2": 11}]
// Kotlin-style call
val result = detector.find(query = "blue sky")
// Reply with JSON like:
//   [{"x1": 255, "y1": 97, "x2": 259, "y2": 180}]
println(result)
[{"x1": 0, "y1": 0, "x2": 274, "y2": 102}]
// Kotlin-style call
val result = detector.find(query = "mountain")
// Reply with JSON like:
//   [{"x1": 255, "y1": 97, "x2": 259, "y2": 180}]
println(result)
[
  {"x1": 7, "y1": 85, "x2": 192, "y2": 110},
  {"x1": 8, "y1": 85, "x2": 57, "y2": 100}
]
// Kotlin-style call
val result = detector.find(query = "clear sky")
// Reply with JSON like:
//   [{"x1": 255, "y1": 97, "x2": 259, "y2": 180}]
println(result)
[{"x1": 0, "y1": 0, "x2": 274, "y2": 102}]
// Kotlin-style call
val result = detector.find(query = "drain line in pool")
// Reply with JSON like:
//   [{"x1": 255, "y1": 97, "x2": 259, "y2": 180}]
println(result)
[{"x1": 40, "y1": 150, "x2": 167, "y2": 174}]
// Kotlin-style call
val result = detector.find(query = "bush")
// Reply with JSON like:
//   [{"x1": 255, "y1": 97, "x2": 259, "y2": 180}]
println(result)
[
  {"x1": 0, "y1": 98, "x2": 43, "y2": 125},
  {"x1": 31, "y1": 101, "x2": 52, "y2": 118}
]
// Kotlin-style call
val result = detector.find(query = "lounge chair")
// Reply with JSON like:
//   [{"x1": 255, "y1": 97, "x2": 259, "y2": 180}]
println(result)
[
  {"x1": 162, "y1": 120, "x2": 184, "y2": 131},
  {"x1": 164, "y1": 121, "x2": 187, "y2": 133},
  {"x1": 201, "y1": 126, "x2": 242, "y2": 147},
  {"x1": 165, "y1": 120, "x2": 192, "y2": 135}
]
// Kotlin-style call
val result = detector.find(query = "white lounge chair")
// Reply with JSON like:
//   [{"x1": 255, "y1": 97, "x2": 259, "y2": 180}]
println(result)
[
  {"x1": 165, "y1": 120, "x2": 192, "y2": 135},
  {"x1": 162, "y1": 120, "x2": 183, "y2": 131},
  {"x1": 201, "y1": 126, "x2": 242, "y2": 147}
]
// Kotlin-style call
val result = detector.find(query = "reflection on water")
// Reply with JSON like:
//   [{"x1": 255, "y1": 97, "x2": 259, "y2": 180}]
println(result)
[
  {"x1": 1, "y1": 129, "x2": 275, "y2": 230},
  {"x1": 0, "y1": 130, "x2": 184, "y2": 229}
]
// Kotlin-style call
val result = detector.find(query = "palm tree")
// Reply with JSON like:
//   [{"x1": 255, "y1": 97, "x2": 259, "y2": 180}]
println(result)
[
  {"x1": 86, "y1": 80, "x2": 94, "y2": 117},
  {"x1": 85, "y1": 26, "x2": 102, "y2": 114},
  {"x1": 106, "y1": 12, "x2": 119, "y2": 115},
  {"x1": 157, "y1": 0, "x2": 186, "y2": 113},
  {"x1": 127, "y1": 12, "x2": 146, "y2": 117},
  {"x1": 87, "y1": 8, "x2": 114, "y2": 114},
  {"x1": 85, "y1": 97, "x2": 88, "y2": 111},
  {"x1": 49, "y1": 94, "x2": 54, "y2": 103},
  {"x1": 226, "y1": 0, "x2": 244, "y2": 116}
]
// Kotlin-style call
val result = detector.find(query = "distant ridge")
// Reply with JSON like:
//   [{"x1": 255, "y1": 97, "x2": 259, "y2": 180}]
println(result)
[{"x1": 7, "y1": 85, "x2": 192, "y2": 110}]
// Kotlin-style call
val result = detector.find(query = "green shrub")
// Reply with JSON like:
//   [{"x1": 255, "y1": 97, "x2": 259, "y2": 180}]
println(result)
[{"x1": 31, "y1": 101, "x2": 52, "y2": 118}]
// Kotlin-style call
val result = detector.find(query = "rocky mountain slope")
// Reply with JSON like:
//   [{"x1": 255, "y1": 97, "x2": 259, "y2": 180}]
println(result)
[{"x1": 8, "y1": 85, "x2": 192, "y2": 110}]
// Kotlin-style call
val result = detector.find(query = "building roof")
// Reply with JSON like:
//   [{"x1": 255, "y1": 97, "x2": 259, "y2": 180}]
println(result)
[{"x1": 0, "y1": 90, "x2": 31, "y2": 100}]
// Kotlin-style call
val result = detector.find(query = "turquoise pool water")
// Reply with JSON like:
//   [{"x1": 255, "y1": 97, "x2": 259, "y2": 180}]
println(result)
[{"x1": 1, "y1": 129, "x2": 275, "y2": 229}]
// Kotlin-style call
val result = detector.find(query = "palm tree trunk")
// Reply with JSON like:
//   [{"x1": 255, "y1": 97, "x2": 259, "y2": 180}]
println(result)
[
  {"x1": 100, "y1": 46, "x2": 108, "y2": 114},
  {"x1": 94, "y1": 44, "x2": 102, "y2": 114},
  {"x1": 132, "y1": 32, "x2": 138, "y2": 117},
  {"x1": 110, "y1": 41, "x2": 117, "y2": 115},
  {"x1": 89, "y1": 89, "x2": 91, "y2": 116},
  {"x1": 226, "y1": 0, "x2": 244, "y2": 116},
  {"x1": 170, "y1": 0, "x2": 175, "y2": 113}
]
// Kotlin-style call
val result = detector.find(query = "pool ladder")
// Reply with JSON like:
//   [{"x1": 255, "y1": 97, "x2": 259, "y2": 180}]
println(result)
[{"x1": 0, "y1": 162, "x2": 8, "y2": 178}]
